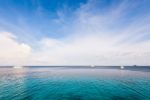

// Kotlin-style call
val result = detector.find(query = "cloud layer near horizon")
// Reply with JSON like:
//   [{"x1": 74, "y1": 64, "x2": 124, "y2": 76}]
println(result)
[{"x1": 0, "y1": 0, "x2": 150, "y2": 66}]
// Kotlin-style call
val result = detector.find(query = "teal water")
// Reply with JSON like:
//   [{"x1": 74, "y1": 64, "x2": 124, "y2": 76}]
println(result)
[{"x1": 0, "y1": 68, "x2": 150, "y2": 100}]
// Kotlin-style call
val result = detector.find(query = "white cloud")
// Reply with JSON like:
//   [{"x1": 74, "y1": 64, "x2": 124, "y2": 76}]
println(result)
[
  {"x1": 27, "y1": 34, "x2": 150, "y2": 65},
  {"x1": 0, "y1": 32, "x2": 31, "y2": 65}
]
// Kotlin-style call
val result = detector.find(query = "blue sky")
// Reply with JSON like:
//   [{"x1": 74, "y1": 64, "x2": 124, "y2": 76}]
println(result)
[
  {"x1": 0, "y1": 0, "x2": 150, "y2": 65},
  {"x1": 0, "y1": 0, "x2": 87, "y2": 41}
]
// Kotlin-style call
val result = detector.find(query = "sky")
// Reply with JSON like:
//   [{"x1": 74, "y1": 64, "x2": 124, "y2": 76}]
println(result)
[{"x1": 0, "y1": 0, "x2": 150, "y2": 66}]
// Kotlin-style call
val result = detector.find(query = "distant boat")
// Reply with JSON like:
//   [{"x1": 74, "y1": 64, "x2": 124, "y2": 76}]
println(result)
[
  {"x1": 120, "y1": 66, "x2": 124, "y2": 69},
  {"x1": 91, "y1": 65, "x2": 95, "y2": 67},
  {"x1": 13, "y1": 66, "x2": 23, "y2": 69}
]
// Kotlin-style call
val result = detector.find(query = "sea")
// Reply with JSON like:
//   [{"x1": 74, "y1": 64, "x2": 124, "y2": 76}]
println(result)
[{"x1": 0, "y1": 66, "x2": 150, "y2": 100}]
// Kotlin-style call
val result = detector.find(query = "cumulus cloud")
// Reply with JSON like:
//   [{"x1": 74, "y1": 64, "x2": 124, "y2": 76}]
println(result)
[{"x1": 0, "y1": 32, "x2": 31, "y2": 65}]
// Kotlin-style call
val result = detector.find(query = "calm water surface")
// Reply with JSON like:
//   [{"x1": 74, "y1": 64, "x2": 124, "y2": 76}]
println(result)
[{"x1": 0, "y1": 67, "x2": 150, "y2": 100}]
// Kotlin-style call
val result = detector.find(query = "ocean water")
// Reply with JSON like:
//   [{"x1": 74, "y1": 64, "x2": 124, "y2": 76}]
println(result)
[{"x1": 0, "y1": 67, "x2": 150, "y2": 100}]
